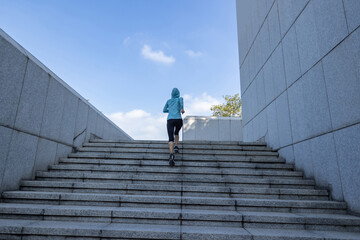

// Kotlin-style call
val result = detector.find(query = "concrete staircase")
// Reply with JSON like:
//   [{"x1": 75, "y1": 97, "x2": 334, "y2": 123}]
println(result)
[{"x1": 1, "y1": 140, "x2": 360, "y2": 239}]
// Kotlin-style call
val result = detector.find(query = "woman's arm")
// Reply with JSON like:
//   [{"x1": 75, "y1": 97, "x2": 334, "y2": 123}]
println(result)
[
  {"x1": 180, "y1": 98, "x2": 185, "y2": 114},
  {"x1": 163, "y1": 101, "x2": 169, "y2": 113}
]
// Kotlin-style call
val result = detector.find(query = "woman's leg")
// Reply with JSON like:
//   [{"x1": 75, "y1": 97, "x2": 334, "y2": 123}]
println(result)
[
  {"x1": 174, "y1": 119, "x2": 183, "y2": 147},
  {"x1": 174, "y1": 135, "x2": 179, "y2": 147},
  {"x1": 167, "y1": 120, "x2": 175, "y2": 154},
  {"x1": 168, "y1": 141, "x2": 174, "y2": 154}
]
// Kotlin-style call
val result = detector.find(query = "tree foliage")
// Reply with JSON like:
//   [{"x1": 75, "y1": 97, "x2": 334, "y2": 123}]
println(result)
[{"x1": 210, "y1": 93, "x2": 242, "y2": 117}]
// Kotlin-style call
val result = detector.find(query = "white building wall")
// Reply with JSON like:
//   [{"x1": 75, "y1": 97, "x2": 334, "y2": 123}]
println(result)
[{"x1": 183, "y1": 116, "x2": 243, "y2": 142}]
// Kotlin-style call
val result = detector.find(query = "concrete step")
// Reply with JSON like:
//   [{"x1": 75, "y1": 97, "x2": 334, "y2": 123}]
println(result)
[
  {"x1": 75, "y1": 148, "x2": 280, "y2": 157},
  {"x1": 90, "y1": 139, "x2": 268, "y2": 147},
  {"x1": 20, "y1": 181, "x2": 329, "y2": 200},
  {"x1": 1, "y1": 219, "x2": 360, "y2": 240},
  {"x1": 1, "y1": 139, "x2": 358, "y2": 239},
  {"x1": 68, "y1": 152, "x2": 282, "y2": 162},
  {"x1": 59, "y1": 157, "x2": 292, "y2": 169},
  {"x1": 1, "y1": 191, "x2": 347, "y2": 213},
  {"x1": 83, "y1": 142, "x2": 274, "y2": 151},
  {"x1": 34, "y1": 171, "x2": 316, "y2": 188},
  {"x1": 0, "y1": 203, "x2": 242, "y2": 227},
  {"x1": 77, "y1": 147, "x2": 279, "y2": 157},
  {"x1": 47, "y1": 164, "x2": 304, "y2": 178},
  {"x1": 0, "y1": 203, "x2": 359, "y2": 231}
]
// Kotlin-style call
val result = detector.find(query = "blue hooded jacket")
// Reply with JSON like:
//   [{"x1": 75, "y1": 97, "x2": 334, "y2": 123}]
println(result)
[{"x1": 163, "y1": 88, "x2": 184, "y2": 120}]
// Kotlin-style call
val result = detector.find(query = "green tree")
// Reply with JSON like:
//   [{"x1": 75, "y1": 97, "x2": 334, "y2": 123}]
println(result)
[{"x1": 210, "y1": 93, "x2": 242, "y2": 117}]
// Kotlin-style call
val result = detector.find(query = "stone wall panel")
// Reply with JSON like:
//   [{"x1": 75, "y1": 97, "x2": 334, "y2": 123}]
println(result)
[
  {"x1": 14, "y1": 60, "x2": 49, "y2": 135},
  {"x1": 0, "y1": 35, "x2": 27, "y2": 127}
]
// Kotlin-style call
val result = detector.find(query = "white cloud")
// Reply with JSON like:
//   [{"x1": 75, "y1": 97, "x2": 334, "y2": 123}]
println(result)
[
  {"x1": 185, "y1": 50, "x2": 203, "y2": 57},
  {"x1": 107, "y1": 93, "x2": 221, "y2": 140},
  {"x1": 183, "y1": 93, "x2": 221, "y2": 117},
  {"x1": 107, "y1": 110, "x2": 168, "y2": 140},
  {"x1": 141, "y1": 44, "x2": 175, "y2": 64},
  {"x1": 123, "y1": 36, "x2": 131, "y2": 44}
]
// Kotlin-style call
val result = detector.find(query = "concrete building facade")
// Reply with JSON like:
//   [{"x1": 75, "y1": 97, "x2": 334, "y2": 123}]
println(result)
[
  {"x1": 0, "y1": 29, "x2": 132, "y2": 194},
  {"x1": 236, "y1": 0, "x2": 360, "y2": 213}
]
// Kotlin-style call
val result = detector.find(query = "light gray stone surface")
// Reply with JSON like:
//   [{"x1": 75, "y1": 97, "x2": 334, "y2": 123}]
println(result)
[
  {"x1": 310, "y1": 133, "x2": 343, "y2": 201},
  {"x1": 287, "y1": 78, "x2": 305, "y2": 143},
  {"x1": 240, "y1": 60, "x2": 250, "y2": 95},
  {"x1": 55, "y1": 144, "x2": 72, "y2": 163},
  {"x1": 183, "y1": 116, "x2": 243, "y2": 142},
  {"x1": 263, "y1": 58, "x2": 274, "y2": 106},
  {"x1": 40, "y1": 77, "x2": 65, "y2": 140},
  {"x1": 182, "y1": 225, "x2": 250, "y2": 240},
  {"x1": 74, "y1": 99, "x2": 89, "y2": 146},
  {"x1": 255, "y1": 70, "x2": 266, "y2": 114},
  {"x1": 33, "y1": 138, "x2": 57, "y2": 173},
  {"x1": 265, "y1": 101, "x2": 279, "y2": 149},
  {"x1": 218, "y1": 118, "x2": 231, "y2": 141},
  {"x1": 86, "y1": 109, "x2": 97, "y2": 140},
  {"x1": 246, "y1": 81, "x2": 257, "y2": 121},
  {"x1": 246, "y1": 228, "x2": 322, "y2": 239},
  {"x1": 293, "y1": 140, "x2": 313, "y2": 178},
  {"x1": 196, "y1": 118, "x2": 218, "y2": 140},
  {"x1": 0, "y1": 29, "x2": 132, "y2": 193},
  {"x1": 0, "y1": 35, "x2": 27, "y2": 128},
  {"x1": 343, "y1": 0, "x2": 360, "y2": 32},
  {"x1": 278, "y1": 145, "x2": 294, "y2": 164},
  {"x1": 313, "y1": 0, "x2": 348, "y2": 57},
  {"x1": 288, "y1": 62, "x2": 331, "y2": 142},
  {"x1": 268, "y1": 2, "x2": 281, "y2": 53},
  {"x1": 59, "y1": 89, "x2": 77, "y2": 145},
  {"x1": 2, "y1": 131, "x2": 38, "y2": 190},
  {"x1": 257, "y1": 18, "x2": 271, "y2": 72},
  {"x1": 282, "y1": 26, "x2": 301, "y2": 87},
  {"x1": 250, "y1": 43, "x2": 261, "y2": 88},
  {"x1": 295, "y1": 0, "x2": 348, "y2": 73},
  {"x1": 334, "y1": 124, "x2": 360, "y2": 213},
  {"x1": 322, "y1": 28, "x2": 360, "y2": 129},
  {"x1": 3, "y1": 140, "x2": 359, "y2": 237},
  {"x1": 102, "y1": 122, "x2": 111, "y2": 139},
  {"x1": 295, "y1": 1, "x2": 321, "y2": 74},
  {"x1": 257, "y1": 110, "x2": 267, "y2": 141},
  {"x1": 0, "y1": 126, "x2": 13, "y2": 192},
  {"x1": 95, "y1": 114, "x2": 105, "y2": 137},
  {"x1": 250, "y1": 115, "x2": 260, "y2": 142},
  {"x1": 275, "y1": 92, "x2": 292, "y2": 147},
  {"x1": 242, "y1": 121, "x2": 250, "y2": 142},
  {"x1": 23, "y1": 220, "x2": 107, "y2": 237},
  {"x1": 0, "y1": 219, "x2": 37, "y2": 234},
  {"x1": 14, "y1": 60, "x2": 49, "y2": 135},
  {"x1": 102, "y1": 223, "x2": 180, "y2": 239},
  {"x1": 277, "y1": 0, "x2": 309, "y2": 36}
]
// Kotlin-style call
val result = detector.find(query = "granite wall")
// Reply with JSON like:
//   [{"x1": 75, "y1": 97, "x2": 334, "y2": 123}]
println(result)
[
  {"x1": 236, "y1": 0, "x2": 360, "y2": 213},
  {"x1": 0, "y1": 28, "x2": 132, "y2": 193}
]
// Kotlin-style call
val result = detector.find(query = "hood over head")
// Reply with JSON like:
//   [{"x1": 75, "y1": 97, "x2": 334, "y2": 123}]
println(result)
[{"x1": 171, "y1": 88, "x2": 180, "y2": 98}]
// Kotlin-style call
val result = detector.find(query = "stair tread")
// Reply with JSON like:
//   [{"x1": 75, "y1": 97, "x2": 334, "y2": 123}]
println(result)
[
  {"x1": 20, "y1": 180, "x2": 327, "y2": 194},
  {"x1": 34, "y1": 171, "x2": 314, "y2": 183},
  {"x1": 2, "y1": 191, "x2": 346, "y2": 207},
  {"x1": 1, "y1": 219, "x2": 360, "y2": 239},
  {"x1": 0, "y1": 203, "x2": 358, "y2": 222},
  {"x1": 1, "y1": 139, "x2": 358, "y2": 238}
]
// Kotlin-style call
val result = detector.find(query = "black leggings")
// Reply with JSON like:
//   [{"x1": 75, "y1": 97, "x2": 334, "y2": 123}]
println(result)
[{"x1": 167, "y1": 119, "x2": 183, "y2": 142}]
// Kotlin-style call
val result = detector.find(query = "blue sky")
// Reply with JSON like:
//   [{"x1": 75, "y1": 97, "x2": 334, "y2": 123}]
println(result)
[{"x1": 0, "y1": 0, "x2": 240, "y2": 139}]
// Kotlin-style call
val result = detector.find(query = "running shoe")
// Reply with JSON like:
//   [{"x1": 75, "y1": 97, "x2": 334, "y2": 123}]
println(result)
[
  {"x1": 169, "y1": 154, "x2": 175, "y2": 167},
  {"x1": 174, "y1": 146, "x2": 179, "y2": 153}
]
